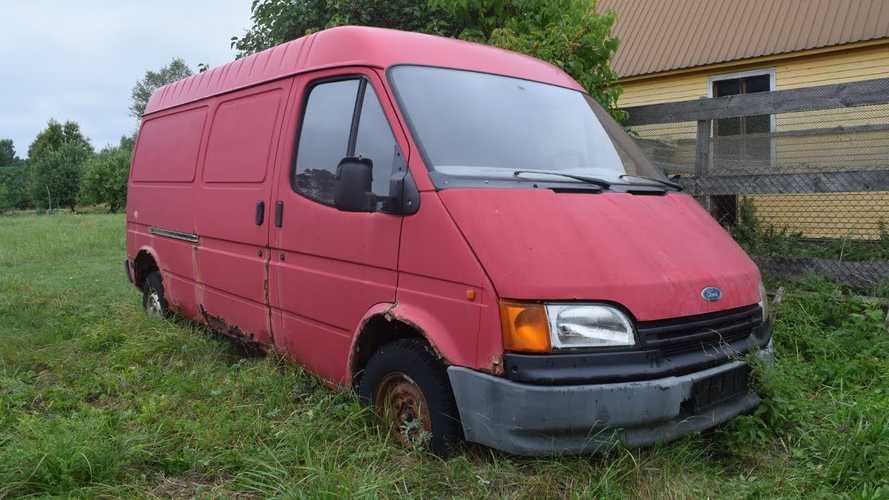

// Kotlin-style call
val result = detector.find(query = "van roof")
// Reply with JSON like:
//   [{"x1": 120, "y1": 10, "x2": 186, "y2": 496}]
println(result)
[{"x1": 144, "y1": 26, "x2": 582, "y2": 115}]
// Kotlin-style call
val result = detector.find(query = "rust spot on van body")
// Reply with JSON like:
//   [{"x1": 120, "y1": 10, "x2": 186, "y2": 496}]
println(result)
[
  {"x1": 199, "y1": 306, "x2": 266, "y2": 353},
  {"x1": 191, "y1": 245, "x2": 201, "y2": 284},
  {"x1": 489, "y1": 355, "x2": 504, "y2": 376},
  {"x1": 387, "y1": 306, "x2": 447, "y2": 362},
  {"x1": 348, "y1": 304, "x2": 455, "y2": 388}
]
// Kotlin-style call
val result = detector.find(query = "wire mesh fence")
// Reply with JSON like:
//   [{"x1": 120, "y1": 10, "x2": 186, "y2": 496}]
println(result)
[{"x1": 627, "y1": 80, "x2": 889, "y2": 293}]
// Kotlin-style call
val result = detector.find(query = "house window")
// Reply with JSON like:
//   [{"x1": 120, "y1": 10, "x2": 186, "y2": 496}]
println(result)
[{"x1": 709, "y1": 70, "x2": 774, "y2": 226}]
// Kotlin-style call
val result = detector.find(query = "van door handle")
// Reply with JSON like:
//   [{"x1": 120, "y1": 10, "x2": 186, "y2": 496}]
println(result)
[
  {"x1": 274, "y1": 201, "x2": 284, "y2": 228},
  {"x1": 255, "y1": 201, "x2": 265, "y2": 226}
]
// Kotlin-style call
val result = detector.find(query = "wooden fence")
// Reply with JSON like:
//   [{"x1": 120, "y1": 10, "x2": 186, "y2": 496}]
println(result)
[
  {"x1": 622, "y1": 77, "x2": 889, "y2": 289},
  {"x1": 623, "y1": 76, "x2": 889, "y2": 197}
]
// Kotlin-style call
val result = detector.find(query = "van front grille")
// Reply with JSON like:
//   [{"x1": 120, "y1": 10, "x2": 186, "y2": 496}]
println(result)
[{"x1": 636, "y1": 305, "x2": 763, "y2": 358}]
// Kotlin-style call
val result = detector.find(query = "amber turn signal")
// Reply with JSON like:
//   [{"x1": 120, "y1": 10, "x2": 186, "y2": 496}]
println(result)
[{"x1": 499, "y1": 301, "x2": 551, "y2": 353}]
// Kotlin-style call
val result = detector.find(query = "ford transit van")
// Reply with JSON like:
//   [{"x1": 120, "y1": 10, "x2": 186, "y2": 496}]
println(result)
[{"x1": 125, "y1": 26, "x2": 773, "y2": 456}]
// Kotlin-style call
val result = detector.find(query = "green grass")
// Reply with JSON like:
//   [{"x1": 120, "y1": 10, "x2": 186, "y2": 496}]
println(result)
[{"x1": 1, "y1": 212, "x2": 888, "y2": 498}]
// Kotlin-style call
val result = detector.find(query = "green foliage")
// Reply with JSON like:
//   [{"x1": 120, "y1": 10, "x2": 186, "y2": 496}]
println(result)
[
  {"x1": 79, "y1": 145, "x2": 131, "y2": 213},
  {"x1": 233, "y1": 0, "x2": 624, "y2": 117},
  {"x1": 117, "y1": 133, "x2": 136, "y2": 152},
  {"x1": 0, "y1": 138, "x2": 19, "y2": 167},
  {"x1": 0, "y1": 163, "x2": 31, "y2": 210},
  {"x1": 26, "y1": 120, "x2": 93, "y2": 212},
  {"x1": 432, "y1": 0, "x2": 623, "y2": 118},
  {"x1": 714, "y1": 276, "x2": 889, "y2": 494},
  {"x1": 0, "y1": 184, "x2": 8, "y2": 212},
  {"x1": 731, "y1": 197, "x2": 889, "y2": 262},
  {"x1": 231, "y1": 0, "x2": 453, "y2": 56},
  {"x1": 233, "y1": 0, "x2": 334, "y2": 52},
  {"x1": 130, "y1": 58, "x2": 193, "y2": 118},
  {"x1": 30, "y1": 143, "x2": 91, "y2": 212},
  {"x1": 1, "y1": 213, "x2": 888, "y2": 497},
  {"x1": 28, "y1": 120, "x2": 92, "y2": 167}
]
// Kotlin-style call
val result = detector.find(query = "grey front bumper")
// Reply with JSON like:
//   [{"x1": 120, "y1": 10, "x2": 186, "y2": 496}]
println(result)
[{"x1": 448, "y1": 360, "x2": 761, "y2": 456}]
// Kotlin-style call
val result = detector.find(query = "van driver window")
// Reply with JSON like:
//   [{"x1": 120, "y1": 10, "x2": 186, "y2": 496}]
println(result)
[
  {"x1": 354, "y1": 85, "x2": 399, "y2": 197},
  {"x1": 293, "y1": 78, "x2": 400, "y2": 205},
  {"x1": 294, "y1": 79, "x2": 359, "y2": 204}
]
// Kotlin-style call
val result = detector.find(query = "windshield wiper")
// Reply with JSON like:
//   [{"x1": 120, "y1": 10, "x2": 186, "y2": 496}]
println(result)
[
  {"x1": 619, "y1": 174, "x2": 683, "y2": 190},
  {"x1": 513, "y1": 169, "x2": 610, "y2": 189}
]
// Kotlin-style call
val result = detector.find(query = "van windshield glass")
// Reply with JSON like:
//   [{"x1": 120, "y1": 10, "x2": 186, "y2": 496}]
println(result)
[{"x1": 389, "y1": 66, "x2": 665, "y2": 187}]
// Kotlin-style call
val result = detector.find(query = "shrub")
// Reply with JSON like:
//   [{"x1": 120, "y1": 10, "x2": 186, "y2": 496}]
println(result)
[
  {"x1": 29, "y1": 143, "x2": 90, "y2": 212},
  {"x1": 0, "y1": 183, "x2": 9, "y2": 212},
  {"x1": 0, "y1": 164, "x2": 32, "y2": 210},
  {"x1": 79, "y1": 148, "x2": 131, "y2": 212}
]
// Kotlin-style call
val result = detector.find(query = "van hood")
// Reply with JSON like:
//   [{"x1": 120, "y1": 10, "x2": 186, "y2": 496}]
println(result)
[{"x1": 438, "y1": 189, "x2": 761, "y2": 321}]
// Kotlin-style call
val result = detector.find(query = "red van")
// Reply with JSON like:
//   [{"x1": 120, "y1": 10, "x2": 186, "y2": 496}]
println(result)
[{"x1": 125, "y1": 26, "x2": 773, "y2": 456}]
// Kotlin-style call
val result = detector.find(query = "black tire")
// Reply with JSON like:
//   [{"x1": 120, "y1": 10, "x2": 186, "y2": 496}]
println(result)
[
  {"x1": 142, "y1": 271, "x2": 170, "y2": 318},
  {"x1": 358, "y1": 338, "x2": 463, "y2": 457}
]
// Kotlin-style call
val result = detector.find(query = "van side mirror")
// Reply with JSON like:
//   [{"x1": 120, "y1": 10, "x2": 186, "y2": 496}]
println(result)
[
  {"x1": 334, "y1": 157, "x2": 375, "y2": 212},
  {"x1": 380, "y1": 148, "x2": 419, "y2": 216}
]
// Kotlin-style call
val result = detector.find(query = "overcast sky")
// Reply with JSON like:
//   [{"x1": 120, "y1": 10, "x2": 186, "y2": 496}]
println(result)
[{"x1": 0, "y1": 1, "x2": 252, "y2": 158}]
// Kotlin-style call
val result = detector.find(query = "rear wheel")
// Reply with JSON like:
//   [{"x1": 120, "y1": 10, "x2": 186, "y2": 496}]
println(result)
[
  {"x1": 358, "y1": 339, "x2": 462, "y2": 456},
  {"x1": 142, "y1": 271, "x2": 169, "y2": 318}
]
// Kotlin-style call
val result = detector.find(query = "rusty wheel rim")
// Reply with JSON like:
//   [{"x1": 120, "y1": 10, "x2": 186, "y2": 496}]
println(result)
[
  {"x1": 375, "y1": 372, "x2": 432, "y2": 447},
  {"x1": 146, "y1": 289, "x2": 163, "y2": 317}
]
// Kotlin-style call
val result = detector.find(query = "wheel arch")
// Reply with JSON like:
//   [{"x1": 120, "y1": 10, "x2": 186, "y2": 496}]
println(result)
[
  {"x1": 132, "y1": 246, "x2": 161, "y2": 289},
  {"x1": 347, "y1": 302, "x2": 468, "y2": 388}
]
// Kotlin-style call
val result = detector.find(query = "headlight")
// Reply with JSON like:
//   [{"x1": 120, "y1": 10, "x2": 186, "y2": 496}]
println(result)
[
  {"x1": 499, "y1": 301, "x2": 635, "y2": 352},
  {"x1": 758, "y1": 281, "x2": 769, "y2": 322},
  {"x1": 546, "y1": 304, "x2": 636, "y2": 348}
]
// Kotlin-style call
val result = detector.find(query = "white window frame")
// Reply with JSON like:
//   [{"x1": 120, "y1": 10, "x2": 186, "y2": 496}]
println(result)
[{"x1": 707, "y1": 68, "x2": 777, "y2": 165}]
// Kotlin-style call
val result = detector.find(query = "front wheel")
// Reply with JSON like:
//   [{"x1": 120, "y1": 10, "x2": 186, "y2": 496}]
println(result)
[
  {"x1": 358, "y1": 339, "x2": 463, "y2": 456},
  {"x1": 142, "y1": 271, "x2": 169, "y2": 318}
]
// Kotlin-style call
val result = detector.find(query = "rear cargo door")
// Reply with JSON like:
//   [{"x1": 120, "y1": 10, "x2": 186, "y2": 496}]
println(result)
[{"x1": 193, "y1": 79, "x2": 293, "y2": 345}]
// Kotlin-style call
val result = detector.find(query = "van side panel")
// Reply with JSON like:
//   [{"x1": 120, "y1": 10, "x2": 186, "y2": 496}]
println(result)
[
  {"x1": 192, "y1": 81, "x2": 291, "y2": 345},
  {"x1": 127, "y1": 105, "x2": 208, "y2": 316},
  {"x1": 396, "y1": 192, "x2": 494, "y2": 370},
  {"x1": 131, "y1": 107, "x2": 206, "y2": 184}
]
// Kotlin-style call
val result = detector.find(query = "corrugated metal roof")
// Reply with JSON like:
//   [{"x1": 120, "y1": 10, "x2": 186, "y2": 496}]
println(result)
[{"x1": 599, "y1": 0, "x2": 889, "y2": 78}]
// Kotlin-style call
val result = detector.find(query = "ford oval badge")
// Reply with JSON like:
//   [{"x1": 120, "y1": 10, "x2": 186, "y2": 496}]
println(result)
[{"x1": 701, "y1": 287, "x2": 722, "y2": 302}]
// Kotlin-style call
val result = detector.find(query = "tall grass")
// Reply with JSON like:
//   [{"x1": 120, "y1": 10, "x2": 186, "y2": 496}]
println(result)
[{"x1": 1, "y1": 213, "x2": 887, "y2": 498}]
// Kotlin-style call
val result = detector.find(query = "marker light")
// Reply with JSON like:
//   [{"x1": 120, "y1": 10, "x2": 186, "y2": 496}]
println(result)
[{"x1": 499, "y1": 301, "x2": 550, "y2": 353}]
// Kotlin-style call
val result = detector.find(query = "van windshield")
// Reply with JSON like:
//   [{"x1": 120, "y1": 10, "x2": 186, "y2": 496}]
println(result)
[{"x1": 389, "y1": 65, "x2": 666, "y2": 188}]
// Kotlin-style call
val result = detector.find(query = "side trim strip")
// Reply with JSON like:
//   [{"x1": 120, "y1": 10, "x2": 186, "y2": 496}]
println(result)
[{"x1": 149, "y1": 227, "x2": 199, "y2": 244}]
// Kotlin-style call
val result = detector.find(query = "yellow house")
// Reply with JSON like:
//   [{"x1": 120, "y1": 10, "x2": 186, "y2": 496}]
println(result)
[{"x1": 600, "y1": 0, "x2": 889, "y2": 239}]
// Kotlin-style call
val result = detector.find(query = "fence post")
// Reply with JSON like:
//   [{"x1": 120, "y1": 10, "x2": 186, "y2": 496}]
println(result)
[{"x1": 694, "y1": 118, "x2": 711, "y2": 209}]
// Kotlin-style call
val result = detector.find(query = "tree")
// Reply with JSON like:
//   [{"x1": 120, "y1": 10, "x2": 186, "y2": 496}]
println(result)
[
  {"x1": 232, "y1": 0, "x2": 456, "y2": 56},
  {"x1": 28, "y1": 120, "x2": 93, "y2": 165},
  {"x1": 0, "y1": 164, "x2": 32, "y2": 210},
  {"x1": 117, "y1": 133, "x2": 136, "y2": 153},
  {"x1": 0, "y1": 139, "x2": 18, "y2": 167},
  {"x1": 79, "y1": 139, "x2": 133, "y2": 213},
  {"x1": 0, "y1": 183, "x2": 9, "y2": 212},
  {"x1": 232, "y1": 0, "x2": 622, "y2": 116},
  {"x1": 30, "y1": 143, "x2": 91, "y2": 212},
  {"x1": 130, "y1": 58, "x2": 193, "y2": 118},
  {"x1": 28, "y1": 120, "x2": 93, "y2": 212},
  {"x1": 434, "y1": 0, "x2": 623, "y2": 118}
]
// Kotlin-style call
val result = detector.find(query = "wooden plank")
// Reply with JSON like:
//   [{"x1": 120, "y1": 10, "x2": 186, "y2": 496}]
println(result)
[
  {"x1": 771, "y1": 122, "x2": 889, "y2": 138},
  {"x1": 693, "y1": 120, "x2": 711, "y2": 200},
  {"x1": 694, "y1": 120, "x2": 711, "y2": 177},
  {"x1": 624, "y1": 77, "x2": 889, "y2": 126},
  {"x1": 632, "y1": 124, "x2": 889, "y2": 147},
  {"x1": 696, "y1": 169, "x2": 889, "y2": 195}
]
